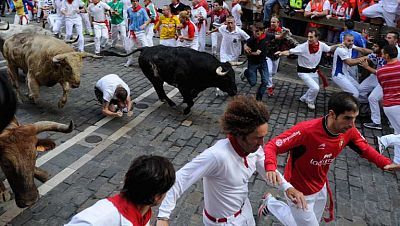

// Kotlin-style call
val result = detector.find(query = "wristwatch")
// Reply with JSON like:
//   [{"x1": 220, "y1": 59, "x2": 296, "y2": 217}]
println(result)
[{"x1": 157, "y1": 217, "x2": 169, "y2": 221}]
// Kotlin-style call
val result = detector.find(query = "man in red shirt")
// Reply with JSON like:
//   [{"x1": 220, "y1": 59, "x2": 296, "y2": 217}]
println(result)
[
  {"x1": 259, "y1": 92, "x2": 400, "y2": 225},
  {"x1": 377, "y1": 45, "x2": 400, "y2": 164}
]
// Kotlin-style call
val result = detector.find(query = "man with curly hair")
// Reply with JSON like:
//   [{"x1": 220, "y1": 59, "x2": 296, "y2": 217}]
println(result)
[{"x1": 156, "y1": 95, "x2": 292, "y2": 226}]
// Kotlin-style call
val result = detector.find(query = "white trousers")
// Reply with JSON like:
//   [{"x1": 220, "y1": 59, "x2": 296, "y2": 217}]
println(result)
[
  {"x1": 298, "y1": 72, "x2": 319, "y2": 104},
  {"x1": 332, "y1": 73, "x2": 360, "y2": 98},
  {"x1": 177, "y1": 39, "x2": 199, "y2": 51},
  {"x1": 383, "y1": 105, "x2": 400, "y2": 164},
  {"x1": 145, "y1": 23, "x2": 154, "y2": 47},
  {"x1": 93, "y1": 22, "x2": 109, "y2": 53},
  {"x1": 211, "y1": 32, "x2": 222, "y2": 55},
  {"x1": 362, "y1": 3, "x2": 396, "y2": 27},
  {"x1": 47, "y1": 14, "x2": 57, "y2": 29},
  {"x1": 53, "y1": 15, "x2": 65, "y2": 34},
  {"x1": 198, "y1": 24, "x2": 206, "y2": 52},
  {"x1": 267, "y1": 184, "x2": 327, "y2": 226},
  {"x1": 80, "y1": 13, "x2": 93, "y2": 33},
  {"x1": 368, "y1": 85, "x2": 383, "y2": 124},
  {"x1": 202, "y1": 198, "x2": 255, "y2": 226},
  {"x1": 111, "y1": 23, "x2": 127, "y2": 49},
  {"x1": 65, "y1": 17, "x2": 84, "y2": 51},
  {"x1": 359, "y1": 74, "x2": 378, "y2": 103},
  {"x1": 267, "y1": 57, "x2": 280, "y2": 88},
  {"x1": 14, "y1": 15, "x2": 28, "y2": 25},
  {"x1": 159, "y1": 38, "x2": 176, "y2": 47},
  {"x1": 381, "y1": 133, "x2": 400, "y2": 164},
  {"x1": 126, "y1": 31, "x2": 148, "y2": 65}
]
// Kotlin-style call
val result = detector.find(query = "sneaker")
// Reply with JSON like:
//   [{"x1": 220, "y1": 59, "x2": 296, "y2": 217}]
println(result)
[
  {"x1": 363, "y1": 122, "x2": 382, "y2": 130},
  {"x1": 299, "y1": 96, "x2": 306, "y2": 103},
  {"x1": 307, "y1": 103, "x2": 315, "y2": 110},
  {"x1": 258, "y1": 192, "x2": 271, "y2": 217},
  {"x1": 375, "y1": 136, "x2": 386, "y2": 154},
  {"x1": 267, "y1": 87, "x2": 274, "y2": 97},
  {"x1": 89, "y1": 31, "x2": 94, "y2": 36}
]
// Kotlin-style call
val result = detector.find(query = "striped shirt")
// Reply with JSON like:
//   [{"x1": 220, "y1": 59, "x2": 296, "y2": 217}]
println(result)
[{"x1": 376, "y1": 60, "x2": 400, "y2": 107}]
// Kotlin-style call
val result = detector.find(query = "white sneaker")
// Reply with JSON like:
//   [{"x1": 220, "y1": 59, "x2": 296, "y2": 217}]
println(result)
[
  {"x1": 307, "y1": 103, "x2": 315, "y2": 110},
  {"x1": 299, "y1": 97, "x2": 306, "y2": 103},
  {"x1": 376, "y1": 136, "x2": 386, "y2": 154}
]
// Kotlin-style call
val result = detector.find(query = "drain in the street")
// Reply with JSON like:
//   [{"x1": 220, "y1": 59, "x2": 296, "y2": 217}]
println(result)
[{"x1": 85, "y1": 135, "x2": 103, "y2": 144}]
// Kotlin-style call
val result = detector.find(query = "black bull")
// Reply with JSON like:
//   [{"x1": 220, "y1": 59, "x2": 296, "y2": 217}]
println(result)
[{"x1": 103, "y1": 46, "x2": 242, "y2": 114}]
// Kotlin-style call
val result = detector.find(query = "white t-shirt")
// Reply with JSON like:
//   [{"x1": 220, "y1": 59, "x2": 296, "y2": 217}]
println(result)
[
  {"x1": 218, "y1": 25, "x2": 250, "y2": 62},
  {"x1": 304, "y1": 0, "x2": 330, "y2": 12},
  {"x1": 95, "y1": 74, "x2": 130, "y2": 102},
  {"x1": 231, "y1": 4, "x2": 242, "y2": 27},
  {"x1": 289, "y1": 41, "x2": 331, "y2": 69},
  {"x1": 88, "y1": 1, "x2": 110, "y2": 22},
  {"x1": 191, "y1": 6, "x2": 207, "y2": 28},
  {"x1": 65, "y1": 199, "x2": 151, "y2": 226},
  {"x1": 332, "y1": 46, "x2": 353, "y2": 77},
  {"x1": 61, "y1": 0, "x2": 83, "y2": 19},
  {"x1": 158, "y1": 138, "x2": 292, "y2": 220}
]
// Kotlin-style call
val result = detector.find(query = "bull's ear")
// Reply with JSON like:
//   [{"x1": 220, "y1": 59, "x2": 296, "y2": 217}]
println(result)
[
  {"x1": 52, "y1": 53, "x2": 68, "y2": 63},
  {"x1": 36, "y1": 139, "x2": 56, "y2": 152}
]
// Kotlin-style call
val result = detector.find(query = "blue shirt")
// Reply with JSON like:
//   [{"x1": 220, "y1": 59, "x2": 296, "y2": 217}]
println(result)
[
  {"x1": 127, "y1": 7, "x2": 149, "y2": 32},
  {"x1": 339, "y1": 29, "x2": 367, "y2": 58}
]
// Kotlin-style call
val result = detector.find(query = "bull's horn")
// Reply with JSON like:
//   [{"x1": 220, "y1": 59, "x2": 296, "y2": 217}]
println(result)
[
  {"x1": 229, "y1": 61, "x2": 246, "y2": 66},
  {"x1": 52, "y1": 53, "x2": 68, "y2": 63},
  {"x1": 65, "y1": 35, "x2": 79, "y2": 44},
  {"x1": 216, "y1": 66, "x2": 228, "y2": 76},
  {"x1": 34, "y1": 120, "x2": 74, "y2": 134},
  {"x1": 79, "y1": 52, "x2": 103, "y2": 59},
  {"x1": 0, "y1": 21, "x2": 9, "y2": 30}
]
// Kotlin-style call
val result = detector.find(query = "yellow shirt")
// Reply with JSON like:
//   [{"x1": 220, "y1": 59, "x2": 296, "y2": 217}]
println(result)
[
  {"x1": 155, "y1": 15, "x2": 180, "y2": 40},
  {"x1": 14, "y1": 0, "x2": 26, "y2": 16}
]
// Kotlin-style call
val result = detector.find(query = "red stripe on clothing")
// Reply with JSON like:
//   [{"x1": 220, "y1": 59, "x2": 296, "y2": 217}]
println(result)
[
  {"x1": 377, "y1": 61, "x2": 400, "y2": 107},
  {"x1": 187, "y1": 21, "x2": 195, "y2": 39}
]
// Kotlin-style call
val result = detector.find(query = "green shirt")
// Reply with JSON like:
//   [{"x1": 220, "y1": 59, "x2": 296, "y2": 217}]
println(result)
[{"x1": 108, "y1": 0, "x2": 124, "y2": 25}]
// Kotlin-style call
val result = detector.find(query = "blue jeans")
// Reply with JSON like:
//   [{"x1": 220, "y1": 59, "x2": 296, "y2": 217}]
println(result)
[
  {"x1": 245, "y1": 61, "x2": 270, "y2": 100},
  {"x1": 263, "y1": 0, "x2": 288, "y2": 22}
]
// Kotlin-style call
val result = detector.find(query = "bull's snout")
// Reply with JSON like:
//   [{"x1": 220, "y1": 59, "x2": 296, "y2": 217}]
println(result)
[{"x1": 15, "y1": 189, "x2": 39, "y2": 208}]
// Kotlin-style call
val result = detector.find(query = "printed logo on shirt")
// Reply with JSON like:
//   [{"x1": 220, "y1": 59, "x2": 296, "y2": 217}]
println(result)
[
  {"x1": 318, "y1": 143, "x2": 326, "y2": 150},
  {"x1": 275, "y1": 131, "x2": 301, "y2": 147},
  {"x1": 339, "y1": 138, "x2": 344, "y2": 148},
  {"x1": 310, "y1": 153, "x2": 334, "y2": 166}
]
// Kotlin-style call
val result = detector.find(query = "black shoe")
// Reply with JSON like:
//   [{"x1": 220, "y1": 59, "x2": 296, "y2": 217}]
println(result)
[{"x1": 363, "y1": 122, "x2": 382, "y2": 130}]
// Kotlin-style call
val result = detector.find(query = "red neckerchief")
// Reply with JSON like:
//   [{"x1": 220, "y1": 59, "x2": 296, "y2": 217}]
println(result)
[
  {"x1": 67, "y1": 0, "x2": 73, "y2": 4},
  {"x1": 257, "y1": 33, "x2": 266, "y2": 42},
  {"x1": 232, "y1": 2, "x2": 238, "y2": 7},
  {"x1": 309, "y1": 41, "x2": 320, "y2": 54},
  {"x1": 132, "y1": 4, "x2": 142, "y2": 12},
  {"x1": 227, "y1": 134, "x2": 249, "y2": 168},
  {"x1": 193, "y1": 3, "x2": 201, "y2": 9},
  {"x1": 267, "y1": 26, "x2": 282, "y2": 33},
  {"x1": 108, "y1": 194, "x2": 152, "y2": 226}
]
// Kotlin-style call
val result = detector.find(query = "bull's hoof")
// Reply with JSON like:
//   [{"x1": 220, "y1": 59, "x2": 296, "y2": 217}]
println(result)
[
  {"x1": 183, "y1": 108, "x2": 191, "y2": 115},
  {"x1": 0, "y1": 190, "x2": 12, "y2": 203},
  {"x1": 58, "y1": 100, "x2": 66, "y2": 109}
]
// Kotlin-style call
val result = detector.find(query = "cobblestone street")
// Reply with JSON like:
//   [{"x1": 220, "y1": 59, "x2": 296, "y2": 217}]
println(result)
[{"x1": 0, "y1": 14, "x2": 399, "y2": 226}]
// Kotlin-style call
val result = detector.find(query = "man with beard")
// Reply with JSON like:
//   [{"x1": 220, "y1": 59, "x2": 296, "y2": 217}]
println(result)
[{"x1": 259, "y1": 92, "x2": 400, "y2": 225}]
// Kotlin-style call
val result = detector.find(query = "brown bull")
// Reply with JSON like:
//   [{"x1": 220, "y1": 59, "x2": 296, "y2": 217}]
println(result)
[
  {"x1": 3, "y1": 33, "x2": 101, "y2": 108},
  {"x1": 0, "y1": 118, "x2": 74, "y2": 208}
]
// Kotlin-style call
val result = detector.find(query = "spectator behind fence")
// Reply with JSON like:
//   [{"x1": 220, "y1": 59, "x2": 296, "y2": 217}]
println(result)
[
  {"x1": 352, "y1": 0, "x2": 374, "y2": 22},
  {"x1": 304, "y1": 0, "x2": 330, "y2": 40},
  {"x1": 326, "y1": 0, "x2": 353, "y2": 43},
  {"x1": 362, "y1": 0, "x2": 398, "y2": 27},
  {"x1": 263, "y1": 0, "x2": 288, "y2": 25}
]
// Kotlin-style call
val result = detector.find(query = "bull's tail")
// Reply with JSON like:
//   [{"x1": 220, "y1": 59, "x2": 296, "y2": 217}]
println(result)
[{"x1": 101, "y1": 47, "x2": 146, "y2": 57}]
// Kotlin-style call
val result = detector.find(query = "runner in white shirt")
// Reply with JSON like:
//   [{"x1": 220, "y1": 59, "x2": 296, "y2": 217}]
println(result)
[
  {"x1": 191, "y1": 0, "x2": 207, "y2": 52},
  {"x1": 331, "y1": 34, "x2": 364, "y2": 98},
  {"x1": 66, "y1": 155, "x2": 176, "y2": 226},
  {"x1": 177, "y1": 11, "x2": 199, "y2": 50},
  {"x1": 276, "y1": 29, "x2": 336, "y2": 110},
  {"x1": 231, "y1": 0, "x2": 242, "y2": 28},
  {"x1": 156, "y1": 96, "x2": 292, "y2": 226},
  {"x1": 95, "y1": 74, "x2": 133, "y2": 117},
  {"x1": 61, "y1": 0, "x2": 85, "y2": 51},
  {"x1": 52, "y1": 0, "x2": 65, "y2": 37},
  {"x1": 88, "y1": 0, "x2": 112, "y2": 54}
]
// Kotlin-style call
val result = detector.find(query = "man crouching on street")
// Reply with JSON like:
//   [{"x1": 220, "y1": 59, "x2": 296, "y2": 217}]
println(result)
[{"x1": 95, "y1": 74, "x2": 134, "y2": 117}]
